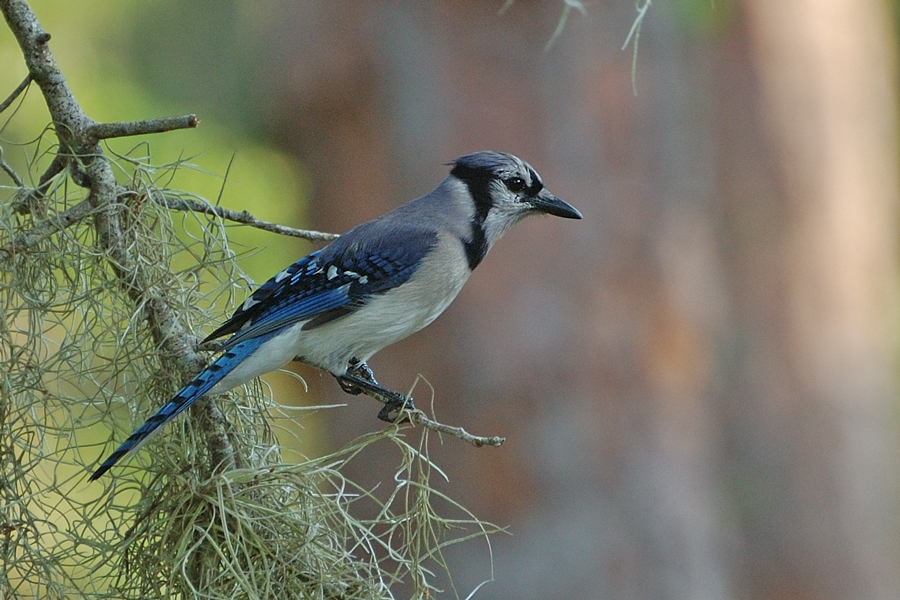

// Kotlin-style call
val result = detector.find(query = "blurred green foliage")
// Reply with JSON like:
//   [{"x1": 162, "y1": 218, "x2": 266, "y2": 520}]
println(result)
[
  {"x1": 672, "y1": 0, "x2": 735, "y2": 36},
  {"x1": 0, "y1": 0, "x2": 316, "y2": 288}
]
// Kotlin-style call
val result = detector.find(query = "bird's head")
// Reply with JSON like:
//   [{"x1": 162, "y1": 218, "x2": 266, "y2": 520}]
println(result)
[{"x1": 448, "y1": 151, "x2": 582, "y2": 263}]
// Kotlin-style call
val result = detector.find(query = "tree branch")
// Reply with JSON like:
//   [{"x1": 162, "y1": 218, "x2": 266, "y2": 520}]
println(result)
[
  {"x1": 407, "y1": 409, "x2": 506, "y2": 447},
  {"x1": 85, "y1": 114, "x2": 199, "y2": 141},
  {"x1": 153, "y1": 193, "x2": 339, "y2": 242}
]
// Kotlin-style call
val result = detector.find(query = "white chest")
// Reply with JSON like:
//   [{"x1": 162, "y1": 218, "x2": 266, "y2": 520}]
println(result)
[{"x1": 290, "y1": 233, "x2": 472, "y2": 374}]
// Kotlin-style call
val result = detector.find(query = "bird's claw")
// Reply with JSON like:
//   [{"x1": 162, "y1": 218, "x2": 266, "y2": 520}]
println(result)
[
  {"x1": 338, "y1": 358, "x2": 415, "y2": 423},
  {"x1": 338, "y1": 378, "x2": 363, "y2": 395},
  {"x1": 338, "y1": 358, "x2": 378, "y2": 395},
  {"x1": 377, "y1": 396, "x2": 416, "y2": 423}
]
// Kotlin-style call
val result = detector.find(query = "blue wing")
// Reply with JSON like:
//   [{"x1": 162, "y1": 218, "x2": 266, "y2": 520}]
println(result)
[
  {"x1": 90, "y1": 225, "x2": 438, "y2": 480},
  {"x1": 206, "y1": 227, "x2": 439, "y2": 349}
]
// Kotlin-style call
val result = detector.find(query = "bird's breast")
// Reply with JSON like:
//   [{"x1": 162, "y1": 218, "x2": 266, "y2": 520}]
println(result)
[{"x1": 292, "y1": 233, "x2": 472, "y2": 374}]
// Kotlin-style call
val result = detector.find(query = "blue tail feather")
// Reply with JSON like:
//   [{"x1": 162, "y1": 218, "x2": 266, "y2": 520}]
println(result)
[{"x1": 89, "y1": 337, "x2": 266, "y2": 481}]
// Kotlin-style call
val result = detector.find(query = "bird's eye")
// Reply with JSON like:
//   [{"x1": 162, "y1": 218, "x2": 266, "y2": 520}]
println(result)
[{"x1": 505, "y1": 177, "x2": 526, "y2": 193}]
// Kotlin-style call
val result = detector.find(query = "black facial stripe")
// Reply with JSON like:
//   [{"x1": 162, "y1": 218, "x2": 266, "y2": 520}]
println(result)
[
  {"x1": 450, "y1": 163, "x2": 493, "y2": 269},
  {"x1": 464, "y1": 217, "x2": 489, "y2": 270},
  {"x1": 526, "y1": 167, "x2": 543, "y2": 195}
]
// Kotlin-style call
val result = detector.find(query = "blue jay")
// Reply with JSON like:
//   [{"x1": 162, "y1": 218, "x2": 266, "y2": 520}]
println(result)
[{"x1": 90, "y1": 151, "x2": 581, "y2": 480}]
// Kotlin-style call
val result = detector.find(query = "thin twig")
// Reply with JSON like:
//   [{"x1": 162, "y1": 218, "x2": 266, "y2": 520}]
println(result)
[
  {"x1": 0, "y1": 146, "x2": 23, "y2": 186},
  {"x1": 37, "y1": 152, "x2": 65, "y2": 187},
  {"x1": 407, "y1": 409, "x2": 506, "y2": 448},
  {"x1": 86, "y1": 114, "x2": 199, "y2": 141},
  {"x1": 0, "y1": 73, "x2": 31, "y2": 114},
  {"x1": 346, "y1": 382, "x2": 506, "y2": 448},
  {"x1": 153, "y1": 193, "x2": 339, "y2": 242}
]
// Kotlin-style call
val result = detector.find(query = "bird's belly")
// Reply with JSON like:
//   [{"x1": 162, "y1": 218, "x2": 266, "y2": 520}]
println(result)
[
  {"x1": 296, "y1": 241, "x2": 471, "y2": 374},
  {"x1": 208, "y1": 283, "x2": 462, "y2": 394},
  {"x1": 295, "y1": 285, "x2": 459, "y2": 374}
]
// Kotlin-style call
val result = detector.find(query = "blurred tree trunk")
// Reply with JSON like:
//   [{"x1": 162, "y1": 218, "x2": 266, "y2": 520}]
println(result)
[
  {"x1": 734, "y1": 1, "x2": 900, "y2": 598},
  {"x1": 240, "y1": 1, "x2": 900, "y2": 598}
]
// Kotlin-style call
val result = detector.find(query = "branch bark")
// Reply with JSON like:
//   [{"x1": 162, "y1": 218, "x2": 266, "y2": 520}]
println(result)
[{"x1": 85, "y1": 114, "x2": 199, "y2": 141}]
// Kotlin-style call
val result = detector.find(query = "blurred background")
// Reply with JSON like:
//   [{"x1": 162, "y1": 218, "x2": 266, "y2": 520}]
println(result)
[{"x1": 4, "y1": 0, "x2": 900, "y2": 598}]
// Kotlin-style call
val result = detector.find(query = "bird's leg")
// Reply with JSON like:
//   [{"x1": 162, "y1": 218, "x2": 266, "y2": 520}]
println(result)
[
  {"x1": 336, "y1": 358, "x2": 415, "y2": 422},
  {"x1": 337, "y1": 357, "x2": 376, "y2": 395}
]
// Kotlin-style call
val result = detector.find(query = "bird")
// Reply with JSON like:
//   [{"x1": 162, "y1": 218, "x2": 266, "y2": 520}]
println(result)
[{"x1": 89, "y1": 151, "x2": 582, "y2": 480}]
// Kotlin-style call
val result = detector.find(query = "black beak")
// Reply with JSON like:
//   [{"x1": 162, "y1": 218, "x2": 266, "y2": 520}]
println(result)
[{"x1": 531, "y1": 189, "x2": 583, "y2": 219}]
